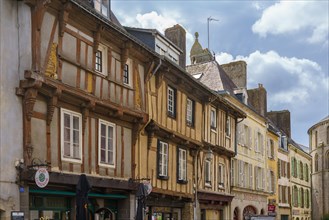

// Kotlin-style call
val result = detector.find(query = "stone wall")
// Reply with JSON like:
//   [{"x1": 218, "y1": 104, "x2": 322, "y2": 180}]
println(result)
[{"x1": 220, "y1": 60, "x2": 247, "y2": 89}]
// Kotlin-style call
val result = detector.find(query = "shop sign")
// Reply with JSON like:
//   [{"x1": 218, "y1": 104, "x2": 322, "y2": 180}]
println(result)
[
  {"x1": 35, "y1": 167, "x2": 49, "y2": 188},
  {"x1": 268, "y1": 204, "x2": 276, "y2": 212},
  {"x1": 11, "y1": 211, "x2": 24, "y2": 220}
]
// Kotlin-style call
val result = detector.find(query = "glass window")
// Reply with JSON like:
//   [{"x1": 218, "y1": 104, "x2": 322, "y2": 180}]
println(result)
[
  {"x1": 95, "y1": 45, "x2": 107, "y2": 76},
  {"x1": 210, "y1": 108, "x2": 216, "y2": 129},
  {"x1": 94, "y1": 0, "x2": 109, "y2": 17},
  {"x1": 95, "y1": 50, "x2": 102, "y2": 72},
  {"x1": 99, "y1": 120, "x2": 116, "y2": 167},
  {"x1": 61, "y1": 108, "x2": 82, "y2": 162},
  {"x1": 205, "y1": 159, "x2": 211, "y2": 186},
  {"x1": 225, "y1": 116, "x2": 231, "y2": 136},
  {"x1": 123, "y1": 64, "x2": 129, "y2": 85},
  {"x1": 158, "y1": 141, "x2": 169, "y2": 178},
  {"x1": 167, "y1": 86, "x2": 176, "y2": 117},
  {"x1": 186, "y1": 98, "x2": 194, "y2": 126},
  {"x1": 177, "y1": 148, "x2": 187, "y2": 182},
  {"x1": 218, "y1": 164, "x2": 224, "y2": 188}
]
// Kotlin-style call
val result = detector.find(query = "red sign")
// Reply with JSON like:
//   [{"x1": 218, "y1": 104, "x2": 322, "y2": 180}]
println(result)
[{"x1": 268, "y1": 204, "x2": 276, "y2": 212}]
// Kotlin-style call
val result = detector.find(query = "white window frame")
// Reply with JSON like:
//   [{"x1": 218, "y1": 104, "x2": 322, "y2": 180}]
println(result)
[
  {"x1": 205, "y1": 159, "x2": 212, "y2": 186},
  {"x1": 95, "y1": 44, "x2": 107, "y2": 76},
  {"x1": 94, "y1": 0, "x2": 109, "y2": 17},
  {"x1": 210, "y1": 107, "x2": 217, "y2": 130},
  {"x1": 123, "y1": 59, "x2": 132, "y2": 87},
  {"x1": 61, "y1": 108, "x2": 82, "y2": 163},
  {"x1": 158, "y1": 141, "x2": 169, "y2": 177},
  {"x1": 218, "y1": 163, "x2": 225, "y2": 188},
  {"x1": 167, "y1": 86, "x2": 176, "y2": 117},
  {"x1": 98, "y1": 119, "x2": 116, "y2": 168},
  {"x1": 186, "y1": 98, "x2": 194, "y2": 126},
  {"x1": 225, "y1": 116, "x2": 231, "y2": 137},
  {"x1": 178, "y1": 148, "x2": 187, "y2": 181}
]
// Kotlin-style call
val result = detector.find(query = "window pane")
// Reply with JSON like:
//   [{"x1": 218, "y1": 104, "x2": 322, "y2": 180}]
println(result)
[
  {"x1": 73, "y1": 116, "x2": 79, "y2": 130},
  {"x1": 101, "y1": 124, "x2": 106, "y2": 136},
  {"x1": 64, "y1": 127, "x2": 70, "y2": 142},
  {"x1": 108, "y1": 150, "x2": 113, "y2": 165},
  {"x1": 64, "y1": 142, "x2": 70, "y2": 157},
  {"x1": 73, "y1": 144, "x2": 79, "y2": 158},
  {"x1": 73, "y1": 130, "x2": 79, "y2": 145},
  {"x1": 101, "y1": 149, "x2": 106, "y2": 162},
  {"x1": 64, "y1": 113, "x2": 70, "y2": 128}
]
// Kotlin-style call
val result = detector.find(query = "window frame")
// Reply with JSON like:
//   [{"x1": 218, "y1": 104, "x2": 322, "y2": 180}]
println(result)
[
  {"x1": 123, "y1": 63, "x2": 129, "y2": 85},
  {"x1": 210, "y1": 107, "x2": 217, "y2": 130},
  {"x1": 60, "y1": 108, "x2": 82, "y2": 163},
  {"x1": 204, "y1": 159, "x2": 212, "y2": 187},
  {"x1": 218, "y1": 163, "x2": 225, "y2": 188},
  {"x1": 98, "y1": 119, "x2": 116, "y2": 168},
  {"x1": 186, "y1": 98, "x2": 195, "y2": 127},
  {"x1": 95, "y1": 44, "x2": 107, "y2": 76},
  {"x1": 157, "y1": 140, "x2": 169, "y2": 179},
  {"x1": 167, "y1": 86, "x2": 176, "y2": 118},
  {"x1": 177, "y1": 147, "x2": 188, "y2": 183}
]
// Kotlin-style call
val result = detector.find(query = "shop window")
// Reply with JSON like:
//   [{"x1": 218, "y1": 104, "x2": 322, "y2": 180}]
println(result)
[
  {"x1": 98, "y1": 119, "x2": 116, "y2": 167},
  {"x1": 177, "y1": 148, "x2": 187, "y2": 183},
  {"x1": 186, "y1": 98, "x2": 194, "y2": 127},
  {"x1": 157, "y1": 140, "x2": 169, "y2": 179},
  {"x1": 61, "y1": 108, "x2": 82, "y2": 163},
  {"x1": 167, "y1": 86, "x2": 176, "y2": 118}
]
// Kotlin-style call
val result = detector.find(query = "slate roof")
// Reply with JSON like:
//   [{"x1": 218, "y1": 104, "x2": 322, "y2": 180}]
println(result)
[{"x1": 186, "y1": 60, "x2": 238, "y2": 95}]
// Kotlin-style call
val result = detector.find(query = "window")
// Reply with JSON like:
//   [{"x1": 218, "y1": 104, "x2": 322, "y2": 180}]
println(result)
[
  {"x1": 218, "y1": 164, "x2": 224, "y2": 188},
  {"x1": 314, "y1": 153, "x2": 319, "y2": 172},
  {"x1": 255, "y1": 166, "x2": 264, "y2": 190},
  {"x1": 95, "y1": 44, "x2": 107, "y2": 76},
  {"x1": 293, "y1": 186, "x2": 298, "y2": 207},
  {"x1": 95, "y1": 50, "x2": 102, "y2": 72},
  {"x1": 167, "y1": 86, "x2": 176, "y2": 118},
  {"x1": 210, "y1": 108, "x2": 216, "y2": 129},
  {"x1": 186, "y1": 98, "x2": 194, "y2": 126},
  {"x1": 299, "y1": 161, "x2": 303, "y2": 180},
  {"x1": 225, "y1": 116, "x2": 231, "y2": 136},
  {"x1": 301, "y1": 188, "x2": 304, "y2": 208},
  {"x1": 305, "y1": 164, "x2": 309, "y2": 182},
  {"x1": 98, "y1": 120, "x2": 115, "y2": 167},
  {"x1": 123, "y1": 64, "x2": 129, "y2": 85},
  {"x1": 268, "y1": 170, "x2": 275, "y2": 193},
  {"x1": 177, "y1": 148, "x2": 187, "y2": 182},
  {"x1": 205, "y1": 159, "x2": 212, "y2": 186},
  {"x1": 315, "y1": 131, "x2": 318, "y2": 147},
  {"x1": 326, "y1": 151, "x2": 329, "y2": 169},
  {"x1": 268, "y1": 139, "x2": 274, "y2": 159},
  {"x1": 158, "y1": 140, "x2": 169, "y2": 178},
  {"x1": 61, "y1": 108, "x2": 82, "y2": 162},
  {"x1": 279, "y1": 185, "x2": 288, "y2": 203},
  {"x1": 94, "y1": 0, "x2": 109, "y2": 17}
]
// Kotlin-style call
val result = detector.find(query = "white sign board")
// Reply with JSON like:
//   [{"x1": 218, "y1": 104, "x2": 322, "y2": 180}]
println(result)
[{"x1": 35, "y1": 168, "x2": 49, "y2": 188}]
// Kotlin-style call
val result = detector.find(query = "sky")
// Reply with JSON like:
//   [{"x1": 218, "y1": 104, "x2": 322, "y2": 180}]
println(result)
[{"x1": 112, "y1": 0, "x2": 329, "y2": 147}]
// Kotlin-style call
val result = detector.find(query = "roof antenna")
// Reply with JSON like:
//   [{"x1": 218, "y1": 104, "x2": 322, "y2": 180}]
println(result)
[{"x1": 207, "y1": 16, "x2": 219, "y2": 51}]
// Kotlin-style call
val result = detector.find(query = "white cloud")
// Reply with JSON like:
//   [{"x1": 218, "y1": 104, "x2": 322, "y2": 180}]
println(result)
[
  {"x1": 216, "y1": 52, "x2": 234, "y2": 64},
  {"x1": 252, "y1": 1, "x2": 329, "y2": 45}
]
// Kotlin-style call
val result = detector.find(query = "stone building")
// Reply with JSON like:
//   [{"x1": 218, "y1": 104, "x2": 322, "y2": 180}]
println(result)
[{"x1": 309, "y1": 116, "x2": 329, "y2": 220}]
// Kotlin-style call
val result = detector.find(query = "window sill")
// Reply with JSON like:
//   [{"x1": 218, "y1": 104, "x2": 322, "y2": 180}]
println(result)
[
  {"x1": 61, "y1": 157, "x2": 82, "y2": 164},
  {"x1": 177, "y1": 179, "x2": 188, "y2": 184},
  {"x1": 98, "y1": 163, "x2": 115, "y2": 169},
  {"x1": 157, "y1": 175, "x2": 169, "y2": 180},
  {"x1": 186, "y1": 122, "x2": 194, "y2": 128},
  {"x1": 205, "y1": 182, "x2": 212, "y2": 188},
  {"x1": 167, "y1": 113, "x2": 176, "y2": 119}
]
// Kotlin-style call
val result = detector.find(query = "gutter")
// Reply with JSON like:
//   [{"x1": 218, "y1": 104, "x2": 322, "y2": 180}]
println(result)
[{"x1": 152, "y1": 58, "x2": 162, "y2": 75}]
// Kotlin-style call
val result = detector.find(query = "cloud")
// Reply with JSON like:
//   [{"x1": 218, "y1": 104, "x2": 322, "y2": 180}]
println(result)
[{"x1": 252, "y1": 1, "x2": 329, "y2": 45}]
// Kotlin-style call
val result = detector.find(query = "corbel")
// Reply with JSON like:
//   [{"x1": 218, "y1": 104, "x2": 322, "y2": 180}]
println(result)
[
  {"x1": 145, "y1": 61, "x2": 155, "y2": 82},
  {"x1": 24, "y1": 88, "x2": 39, "y2": 121},
  {"x1": 145, "y1": 120, "x2": 159, "y2": 150},
  {"x1": 93, "y1": 25, "x2": 105, "y2": 53},
  {"x1": 59, "y1": 2, "x2": 72, "y2": 37},
  {"x1": 121, "y1": 41, "x2": 132, "y2": 69},
  {"x1": 47, "y1": 87, "x2": 62, "y2": 125}
]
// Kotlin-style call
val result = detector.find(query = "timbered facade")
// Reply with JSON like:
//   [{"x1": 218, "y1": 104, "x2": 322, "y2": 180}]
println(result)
[{"x1": 15, "y1": 0, "x2": 159, "y2": 219}]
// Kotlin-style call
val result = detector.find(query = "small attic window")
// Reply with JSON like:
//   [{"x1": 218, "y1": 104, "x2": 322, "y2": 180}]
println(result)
[
  {"x1": 94, "y1": 0, "x2": 109, "y2": 18},
  {"x1": 192, "y1": 73, "x2": 203, "y2": 79},
  {"x1": 236, "y1": 93, "x2": 244, "y2": 103}
]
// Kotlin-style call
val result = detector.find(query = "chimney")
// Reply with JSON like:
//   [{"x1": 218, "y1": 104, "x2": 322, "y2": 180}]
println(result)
[
  {"x1": 247, "y1": 83, "x2": 267, "y2": 117},
  {"x1": 220, "y1": 61, "x2": 247, "y2": 89},
  {"x1": 165, "y1": 24, "x2": 186, "y2": 68},
  {"x1": 267, "y1": 110, "x2": 291, "y2": 138}
]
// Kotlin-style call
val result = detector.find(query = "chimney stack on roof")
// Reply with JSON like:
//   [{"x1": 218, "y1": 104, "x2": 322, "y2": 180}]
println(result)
[
  {"x1": 267, "y1": 110, "x2": 291, "y2": 138},
  {"x1": 247, "y1": 84, "x2": 267, "y2": 117},
  {"x1": 165, "y1": 24, "x2": 186, "y2": 68}
]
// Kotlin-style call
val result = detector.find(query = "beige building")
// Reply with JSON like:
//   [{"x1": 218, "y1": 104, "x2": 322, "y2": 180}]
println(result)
[
  {"x1": 289, "y1": 140, "x2": 312, "y2": 220},
  {"x1": 309, "y1": 116, "x2": 329, "y2": 220}
]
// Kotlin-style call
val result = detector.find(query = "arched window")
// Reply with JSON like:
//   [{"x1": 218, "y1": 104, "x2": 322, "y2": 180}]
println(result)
[
  {"x1": 315, "y1": 130, "x2": 318, "y2": 147},
  {"x1": 301, "y1": 188, "x2": 304, "y2": 208},
  {"x1": 305, "y1": 164, "x2": 309, "y2": 182},
  {"x1": 233, "y1": 207, "x2": 239, "y2": 220},
  {"x1": 294, "y1": 158, "x2": 297, "y2": 177},
  {"x1": 293, "y1": 186, "x2": 298, "y2": 207},
  {"x1": 306, "y1": 189, "x2": 310, "y2": 208},
  {"x1": 315, "y1": 154, "x2": 319, "y2": 172},
  {"x1": 243, "y1": 206, "x2": 257, "y2": 217},
  {"x1": 326, "y1": 151, "x2": 329, "y2": 169}
]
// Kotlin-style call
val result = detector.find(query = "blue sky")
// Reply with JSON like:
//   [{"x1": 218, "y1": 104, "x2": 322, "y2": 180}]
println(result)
[{"x1": 112, "y1": 0, "x2": 329, "y2": 147}]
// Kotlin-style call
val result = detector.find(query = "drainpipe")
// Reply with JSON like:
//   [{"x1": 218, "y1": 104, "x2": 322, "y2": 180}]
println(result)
[{"x1": 152, "y1": 58, "x2": 162, "y2": 75}]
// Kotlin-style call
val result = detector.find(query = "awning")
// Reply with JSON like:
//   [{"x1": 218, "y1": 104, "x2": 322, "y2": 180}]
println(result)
[{"x1": 29, "y1": 189, "x2": 127, "y2": 199}]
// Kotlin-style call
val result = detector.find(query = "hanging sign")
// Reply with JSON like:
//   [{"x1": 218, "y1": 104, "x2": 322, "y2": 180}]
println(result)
[{"x1": 35, "y1": 167, "x2": 49, "y2": 188}]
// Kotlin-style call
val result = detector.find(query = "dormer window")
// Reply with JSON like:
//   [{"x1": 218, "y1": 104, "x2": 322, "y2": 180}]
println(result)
[{"x1": 94, "y1": 0, "x2": 109, "y2": 18}]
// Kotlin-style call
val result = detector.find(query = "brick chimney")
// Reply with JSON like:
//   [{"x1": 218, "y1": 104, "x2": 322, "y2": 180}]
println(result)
[
  {"x1": 247, "y1": 83, "x2": 267, "y2": 117},
  {"x1": 267, "y1": 110, "x2": 291, "y2": 138},
  {"x1": 165, "y1": 24, "x2": 186, "y2": 68}
]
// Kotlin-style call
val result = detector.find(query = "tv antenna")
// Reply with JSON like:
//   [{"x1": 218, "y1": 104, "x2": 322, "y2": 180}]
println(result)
[{"x1": 207, "y1": 16, "x2": 219, "y2": 51}]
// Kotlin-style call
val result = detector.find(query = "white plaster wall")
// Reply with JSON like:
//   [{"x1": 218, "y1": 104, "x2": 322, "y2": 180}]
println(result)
[{"x1": 0, "y1": 0, "x2": 31, "y2": 219}]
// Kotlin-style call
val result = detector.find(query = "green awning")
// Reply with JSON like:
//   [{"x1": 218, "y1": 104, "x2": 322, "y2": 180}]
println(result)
[{"x1": 29, "y1": 189, "x2": 127, "y2": 199}]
